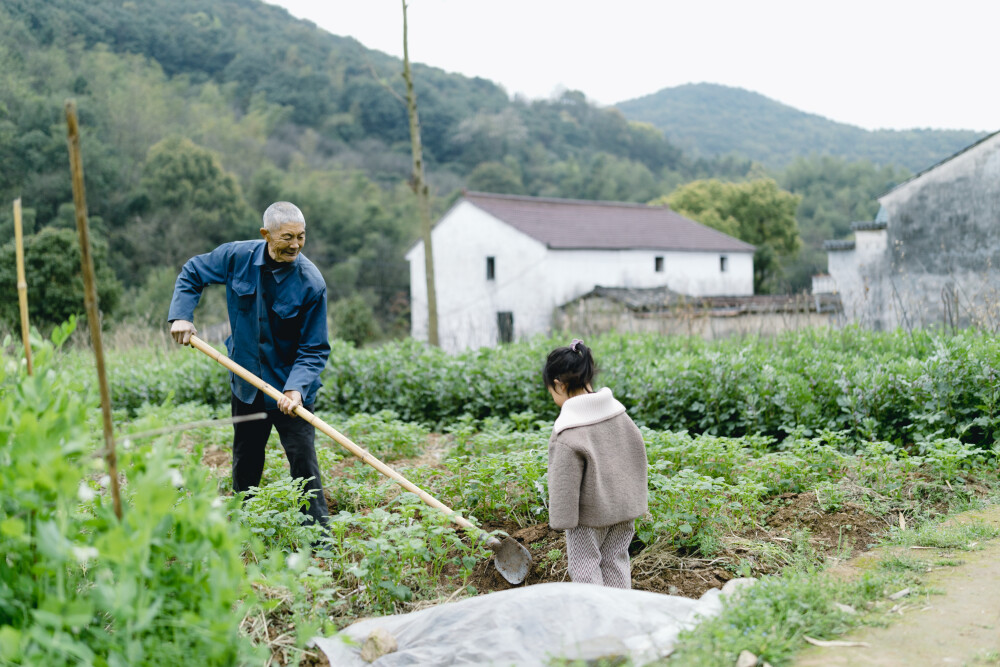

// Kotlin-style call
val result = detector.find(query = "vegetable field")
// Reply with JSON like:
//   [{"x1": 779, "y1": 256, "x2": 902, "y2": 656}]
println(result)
[{"x1": 2, "y1": 324, "x2": 999, "y2": 666}]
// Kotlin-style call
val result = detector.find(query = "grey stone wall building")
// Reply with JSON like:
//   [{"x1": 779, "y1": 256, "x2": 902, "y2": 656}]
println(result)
[{"x1": 821, "y1": 130, "x2": 1000, "y2": 330}]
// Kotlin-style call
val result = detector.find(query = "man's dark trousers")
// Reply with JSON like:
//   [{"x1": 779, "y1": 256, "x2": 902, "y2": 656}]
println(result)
[{"x1": 232, "y1": 393, "x2": 329, "y2": 526}]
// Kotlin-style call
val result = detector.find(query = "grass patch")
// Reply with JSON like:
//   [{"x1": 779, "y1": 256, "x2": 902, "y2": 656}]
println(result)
[
  {"x1": 876, "y1": 554, "x2": 930, "y2": 572},
  {"x1": 968, "y1": 650, "x2": 1000, "y2": 666},
  {"x1": 892, "y1": 521, "x2": 1000, "y2": 550},
  {"x1": 934, "y1": 558, "x2": 965, "y2": 567},
  {"x1": 667, "y1": 567, "x2": 922, "y2": 666}
]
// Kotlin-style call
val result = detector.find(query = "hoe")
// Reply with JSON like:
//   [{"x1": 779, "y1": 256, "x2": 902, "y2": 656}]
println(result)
[{"x1": 188, "y1": 335, "x2": 532, "y2": 585}]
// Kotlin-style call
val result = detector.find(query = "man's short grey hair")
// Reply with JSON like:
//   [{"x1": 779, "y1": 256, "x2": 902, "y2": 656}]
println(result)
[{"x1": 262, "y1": 201, "x2": 306, "y2": 232}]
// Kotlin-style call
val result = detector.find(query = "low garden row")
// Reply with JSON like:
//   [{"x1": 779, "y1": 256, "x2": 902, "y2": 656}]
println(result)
[{"x1": 104, "y1": 327, "x2": 1000, "y2": 447}]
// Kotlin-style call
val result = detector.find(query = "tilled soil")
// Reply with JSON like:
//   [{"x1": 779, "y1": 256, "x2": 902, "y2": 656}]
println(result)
[
  {"x1": 763, "y1": 491, "x2": 890, "y2": 555},
  {"x1": 470, "y1": 492, "x2": 892, "y2": 599},
  {"x1": 197, "y1": 439, "x2": 917, "y2": 665}
]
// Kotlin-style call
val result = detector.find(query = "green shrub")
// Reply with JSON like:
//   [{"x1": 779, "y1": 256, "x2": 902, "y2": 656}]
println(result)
[
  {"x1": 329, "y1": 294, "x2": 381, "y2": 346},
  {"x1": 0, "y1": 227, "x2": 122, "y2": 331},
  {"x1": 0, "y1": 326, "x2": 260, "y2": 665}
]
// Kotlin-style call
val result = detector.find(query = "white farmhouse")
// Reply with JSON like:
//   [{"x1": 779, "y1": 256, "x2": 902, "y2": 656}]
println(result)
[{"x1": 406, "y1": 191, "x2": 755, "y2": 352}]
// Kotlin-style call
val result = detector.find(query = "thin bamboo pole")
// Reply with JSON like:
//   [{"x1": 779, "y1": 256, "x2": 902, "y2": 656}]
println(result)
[
  {"x1": 401, "y1": 0, "x2": 439, "y2": 346},
  {"x1": 13, "y1": 198, "x2": 33, "y2": 375},
  {"x1": 65, "y1": 100, "x2": 122, "y2": 520},
  {"x1": 122, "y1": 412, "x2": 266, "y2": 442}
]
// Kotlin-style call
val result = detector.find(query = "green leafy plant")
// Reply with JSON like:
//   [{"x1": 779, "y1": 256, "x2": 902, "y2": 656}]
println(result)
[
  {"x1": 814, "y1": 480, "x2": 848, "y2": 512},
  {"x1": 319, "y1": 497, "x2": 487, "y2": 615},
  {"x1": 641, "y1": 468, "x2": 731, "y2": 550},
  {"x1": 440, "y1": 449, "x2": 549, "y2": 526},
  {"x1": 338, "y1": 409, "x2": 429, "y2": 461},
  {"x1": 236, "y1": 477, "x2": 328, "y2": 558}
]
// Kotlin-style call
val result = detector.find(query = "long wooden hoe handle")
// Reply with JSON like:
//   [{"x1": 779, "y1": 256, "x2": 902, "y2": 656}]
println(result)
[{"x1": 187, "y1": 335, "x2": 478, "y2": 533}]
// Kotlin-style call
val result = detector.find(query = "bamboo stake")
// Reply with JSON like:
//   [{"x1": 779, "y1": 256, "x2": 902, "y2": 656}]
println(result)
[
  {"x1": 65, "y1": 100, "x2": 122, "y2": 520},
  {"x1": 13, "y1": 198, "x2": 33, "y2": 375},
  {"x1": 401, "y1": 0, "x2": 439, "y2": 346}
]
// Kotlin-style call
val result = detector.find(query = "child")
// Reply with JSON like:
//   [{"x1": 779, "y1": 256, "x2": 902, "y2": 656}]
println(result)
[{"x1": 543, "y1": 339, "x2": 648, "y2": 588}]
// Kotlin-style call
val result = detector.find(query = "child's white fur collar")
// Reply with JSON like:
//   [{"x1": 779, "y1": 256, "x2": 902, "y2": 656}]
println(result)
[{"x1": 552, "y1": 387, "x2": 627, "y2": 435}]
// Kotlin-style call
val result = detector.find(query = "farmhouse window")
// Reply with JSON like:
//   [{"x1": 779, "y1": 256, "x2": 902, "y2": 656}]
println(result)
[
  {"x1": 655, "y1": 256, "x2": 664, "y2": 272},
  {"x1": 497, "y1": 311, "x2": 514, "y2": 343},
  {"x1": 486, "y1": 256, "x2": 495, "y2": 280},
  {"x1": 720, "y1": 255, "x2": 728, "y2": 272}
]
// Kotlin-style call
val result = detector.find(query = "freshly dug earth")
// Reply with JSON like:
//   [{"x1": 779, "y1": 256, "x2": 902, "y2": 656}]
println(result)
[
  {"x1": 763, "y1": 492, "x2": 889, "y2": 555},
  {"x1": 196, "y1": 439, "x2": 900, "y2": 663},
  {"x1": 795, "y1": 504, "x2": 1000, "y2": 666},
  {"x1": 471, "y1": 492, "x2": 890, "y2": 599},
  {"x1": 469, "y1": 522, "x2": 569, "y2": 591}
]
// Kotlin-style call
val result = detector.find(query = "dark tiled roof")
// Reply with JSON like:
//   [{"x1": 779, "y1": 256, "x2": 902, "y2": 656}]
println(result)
[
  {"x1": 823, "y1": 240, "x2": 856, "y2": 251},
  {"x1": 850, "y1": 220, "x2": 887, "y2": 231},
  {"x1": 463, "y1": 191, "x2": 756, "y2": 253},
  {"x1": 566, "y1": 285, "x2": 841, "y2": 314},
  {"x1": 585, "y1": 285, "x2": 685, "y2": 310}
]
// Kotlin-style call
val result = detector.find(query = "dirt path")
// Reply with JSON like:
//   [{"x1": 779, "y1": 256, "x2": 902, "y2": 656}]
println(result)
[{"x1": 795, "y1": 504, "x2": 1000, "y2": 667}]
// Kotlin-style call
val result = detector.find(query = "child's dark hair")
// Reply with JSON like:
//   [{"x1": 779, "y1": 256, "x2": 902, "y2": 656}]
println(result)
[{"x1": 542, "y1": 339, "x2": 597, "y2": 393}]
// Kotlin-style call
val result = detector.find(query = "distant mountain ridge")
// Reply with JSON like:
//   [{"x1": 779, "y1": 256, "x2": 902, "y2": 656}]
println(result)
[{"x1": 615, "y1": 83, "x2": 987, "y2": 172}]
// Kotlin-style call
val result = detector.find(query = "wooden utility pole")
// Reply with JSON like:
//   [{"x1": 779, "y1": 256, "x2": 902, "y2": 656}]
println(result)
[
  {"x1": 65, "y1": 100, "x2": 122, "y2": 519},
  {"x1": 13, "y1": 198, "x2": 33, "y2": 375},
  {"x1": 401, "y1": 0, "x2": 439, "y2": 346}
]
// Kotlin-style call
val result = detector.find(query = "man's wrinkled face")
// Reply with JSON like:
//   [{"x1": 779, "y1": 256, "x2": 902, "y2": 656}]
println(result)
[{"x1": 261, "y1": 221, "x2": 305, "y2": 263}]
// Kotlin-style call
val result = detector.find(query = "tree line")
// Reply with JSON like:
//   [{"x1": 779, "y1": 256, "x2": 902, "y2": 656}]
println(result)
[{"x1": 0, "y1": 0, "x2": 914, "y2": 340}]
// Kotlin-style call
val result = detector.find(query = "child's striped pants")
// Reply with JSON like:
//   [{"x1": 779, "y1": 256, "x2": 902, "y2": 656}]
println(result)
[{"x1": 565, "y1": 519, "x2": 635, "y2": 588}]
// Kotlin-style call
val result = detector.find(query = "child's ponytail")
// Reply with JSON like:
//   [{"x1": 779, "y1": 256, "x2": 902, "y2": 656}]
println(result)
[{"x1": 543, "y1": 338, "x2": 597, "y2": 394}]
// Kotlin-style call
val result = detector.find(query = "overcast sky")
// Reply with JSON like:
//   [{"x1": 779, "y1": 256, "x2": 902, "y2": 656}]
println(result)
[{"x1": 267, "y1": 0, "x2": 996, "y2": 133}]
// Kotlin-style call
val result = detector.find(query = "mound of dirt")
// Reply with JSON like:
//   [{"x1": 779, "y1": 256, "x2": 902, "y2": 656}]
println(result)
[
  {"x1": 633, "y1": 561, "x2": 734, "y2": 598},
  {"x1": 469, "y1": 523, "x2": 568, "y2": 591},
  {"x1": 764, "y1": 492, "x2": 888, "y2": 556},
  {"x1": 470, "y1": 522, "x2": 735, "y2": 600},
  {"x1": 470, "y1": 492, "x2": 891, "y2": 599}
]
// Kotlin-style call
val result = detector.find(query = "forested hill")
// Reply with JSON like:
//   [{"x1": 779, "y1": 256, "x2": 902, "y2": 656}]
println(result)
[
  {"x1": 1, "y1": 0, "x2": 705, "y2": 189},
  {"x1": 615, "y1": 83, "x2": 986, "y2": 171},
  {"x1": 3, "y1": 0, "x2": 741, "y2": 335},
  {"x1": 0, "y1": 0, "x2": 978, "y2": 335}
]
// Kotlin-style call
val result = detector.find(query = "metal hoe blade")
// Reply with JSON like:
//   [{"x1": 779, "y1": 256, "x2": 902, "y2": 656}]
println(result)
[{"x1": 486, "y1": 536, "x2": 532, "y2": 584}]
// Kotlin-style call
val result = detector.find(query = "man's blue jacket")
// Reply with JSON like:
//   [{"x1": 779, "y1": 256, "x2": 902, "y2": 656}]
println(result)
[{"x1": 168, "y1": 240, "x2": 331, "y2": 407}]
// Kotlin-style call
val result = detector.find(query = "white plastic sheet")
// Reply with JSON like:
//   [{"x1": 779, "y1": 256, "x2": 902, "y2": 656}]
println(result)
[{"x1": 312, "y1": 579, "x2": 754, "y2": 666}]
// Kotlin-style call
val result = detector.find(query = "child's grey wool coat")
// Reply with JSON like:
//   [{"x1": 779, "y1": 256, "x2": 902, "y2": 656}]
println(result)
[{"x1": 547, "y1": 388, "x2": 648, "y2": 531}]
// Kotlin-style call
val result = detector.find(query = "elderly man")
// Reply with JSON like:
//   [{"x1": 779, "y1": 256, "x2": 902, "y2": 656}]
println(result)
[{"x1": 168, "y1": 201, "x2": 331, "y2": 529}]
